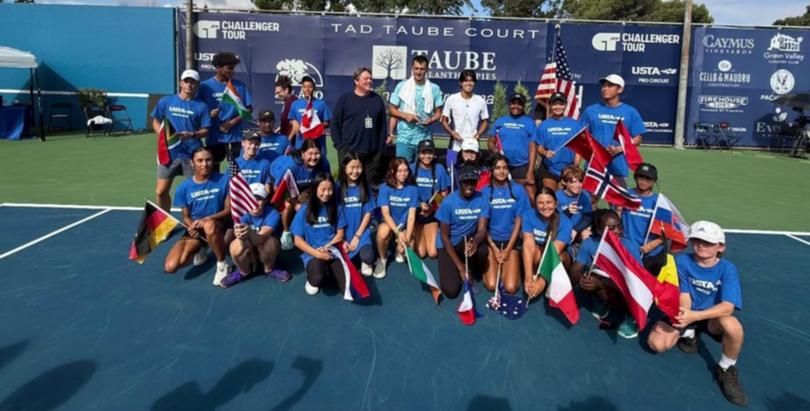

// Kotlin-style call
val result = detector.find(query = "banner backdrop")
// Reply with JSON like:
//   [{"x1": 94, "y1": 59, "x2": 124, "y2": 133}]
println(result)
[{"x1": 687, "y1": 26, "x2": 810, "y2": 148}]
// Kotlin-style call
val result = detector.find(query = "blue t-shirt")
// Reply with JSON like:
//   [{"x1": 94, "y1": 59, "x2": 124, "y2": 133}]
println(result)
[
  {"x1": 491, "y1": 114, "x2": 536, "y2": 167},
  {"x1": 198, "y1": 77, "x2": 253, "y2": 144},
  {"x1": 621, "y1": 189, "x2": 662, "y2": 257},
  {"x1": 173, "y1": 173, "x2": 229, "y2": 221},
  {"x1": 291, "y1": 203, "x2": 348, "y2": 266},
  {"x1": 269, "y1": 155, "x2": 331, "y2": 192},
  {"x1": 389, "y1": 80, "x2": 444, "y2": 145},
  {"x1": 535, "y1": 117, "x2": 579, "y2": 177},
  {"x1": 288, "y1": 98, "x2": 332, "y2": 151},
  {"x1": 435, "y1": 191, "x2": 491, "y2": 248},
  {"x1": 235, "y1": 156, "x2": 272, "y2": 186},
  {"x1": 556, "y1": 189, "x2": 593, "y2": 233},
  {"x1": 338, "y1": 183, "x2": 375, "y2": 258},
  {"x1": 676, "y1": 254, "x2": 742, "y2": 311},
  {"x1": 481, "y1": 182, "x2": 530, "y2": 242},
  {"x1": 521, "y1": 211, "x2": 573, "y2": 247},
  {"x1": 579, "y1": 102, "x2": 646, "y2": 177},
  {"x1": 255, "y1": 133, "x2": 290, "y2": 164},
  {"x1": 410, "y1": 163, "x2": 451, "y2": 204},
  {"x1": 150, "y1": 95, "x2": 211, "y2": 161},
  {"x1": 240, "y1": 207, "x2": 281, "y2": 234},
  {"x1": 377, "y1": 183, "x2": 419, "y2": 228},
  {"x1": 575, "y1": 235, "x2": 641, "y2": 267}
]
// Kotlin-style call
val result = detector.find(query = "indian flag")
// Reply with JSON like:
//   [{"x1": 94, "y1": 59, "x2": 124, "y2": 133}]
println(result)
[
  {"x1": 129, "y1": 201, "x2": 181, "y2": 264},
  {"x1": 405, "y1": 247, "x2": 441, "y2": 304},
  {"x1": 536, "y1": 239, "x2": 579, "y2": 325},
  {"x1": 221, "y1": 80, "x2": 252, "y2": 121},
  {"x1": 156, "y1": 119, "x2": 179, "y2": 166}
]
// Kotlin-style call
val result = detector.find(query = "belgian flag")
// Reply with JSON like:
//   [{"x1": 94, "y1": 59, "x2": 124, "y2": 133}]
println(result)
[
  {"x1": 128, "y1": 201, "x2": 181, "y2": 264},
  {"x1": 157, "y1": 119, "x2": 179, "y2": 166}
]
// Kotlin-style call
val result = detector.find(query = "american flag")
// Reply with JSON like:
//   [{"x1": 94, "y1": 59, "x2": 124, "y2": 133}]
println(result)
[
  {"x1": 228, "y1": 160, "x2": 259, "y2": 223},
  {"x1": 535, "y1": 32, "x2": 583, "y2": 119}
]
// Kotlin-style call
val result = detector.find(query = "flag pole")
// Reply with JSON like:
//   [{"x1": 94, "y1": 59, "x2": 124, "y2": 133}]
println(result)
[
  {"x1": 145, "y1": 199, "x2": 188, "y2": 230},
  {"x1": 641, "y1": 195, "x2": 661, "y2": 257},
  {"x1": 587, "y1": 228, "x2": 610, "y2": 278}
]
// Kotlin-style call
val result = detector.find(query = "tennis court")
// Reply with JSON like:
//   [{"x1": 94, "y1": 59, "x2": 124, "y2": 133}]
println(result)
[{"x1": 0, "y1": 203, "x2": 808, "y2": 410}]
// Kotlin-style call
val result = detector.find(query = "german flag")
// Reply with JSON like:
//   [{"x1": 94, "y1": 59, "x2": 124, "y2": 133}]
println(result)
[
  {"x1": 129, "y1": 201, "x2": 181, "y2": 264},
  {"x1": 429, "y1": 191, "x2": 445, "y2": 213},
  {"x1": 156, "y1": 119, "x2": 179, "y2": 166}
]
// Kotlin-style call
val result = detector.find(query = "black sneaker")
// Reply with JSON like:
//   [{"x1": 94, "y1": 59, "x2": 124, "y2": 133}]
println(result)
[
  {"x1": 676, "y1": 335, "x2": 699, "y2": 354},
  {"x1": 716, "y1": 365, "x2": 748, "y2": 406}
]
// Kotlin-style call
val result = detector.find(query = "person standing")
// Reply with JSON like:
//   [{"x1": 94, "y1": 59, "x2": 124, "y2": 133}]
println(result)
[
  {"x1": 288, "y1": 76, "x2": 331, "y2": 154},
  {"x1": 331, "y1": 67, "x2": 388, "y2": 187},
  {"x1": 388, "y1": 55, "x2": 443, "y2": 163},
  {"x1": 441, "y1": 70, "x2": 489, "y2": 173},
  {"x1": 198, "y1": 51, "x2": 253, "y2": 168},
  {"x1": 489, "y1": 93, "x2": 538, "y2": 199},
  {"x1": 251, "y1": 109, "x2": 290, "y2": 165},
  {"x1": 151, "y1": 69, "x2": 211, "y2": 212},
  {"x1": 275, "y1": 76, "x2": 296, "y2": 137},
  {"x1": 579, "y1": 74, "x2": 646, "y2": 184}
]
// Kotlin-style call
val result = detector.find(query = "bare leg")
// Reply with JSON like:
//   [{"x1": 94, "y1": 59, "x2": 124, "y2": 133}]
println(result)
[
  {"x1": 155, "y1": 178, "x2": 173, "y2": 212},
  {"x1": 164, "y1": 237, "x2": 203, "y2": 273},
  {"x1": 203, "y1": 219, "x2": 226, "y2": 262}
]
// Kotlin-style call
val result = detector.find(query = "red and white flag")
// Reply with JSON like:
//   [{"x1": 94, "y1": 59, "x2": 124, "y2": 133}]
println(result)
[
  {"x1": 228, "y1": 160, "x2": 259, "y2": 223},
  {"x1": 593, "y1": 230, "x2": 658, "y2": 330},
  {"x1": 615, "y1": 119, "x2": 643, "y2": 172},
  {"x1": 269, "y1": 169, "x2": 300, "y2": 212},
  {"x1": 301, "y1": 98, "x2": 324, "y2": 139},
  {"x1": 535, "y1": 32, "x2": 582, "y2": 119},
  {"x1": 582, "y1": 142, "x2": 641, "y2": 210}
]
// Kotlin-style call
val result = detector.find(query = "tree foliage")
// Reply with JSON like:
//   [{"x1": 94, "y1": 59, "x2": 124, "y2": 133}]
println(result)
[
  {"x1": 558, "y1": 0, "x2": 712, "y2": 23},
  {"x1": 773, "y1": 6, "x2": 810, "y2": 26},
  {"x1": 480, "y1": 0, "x2": 556, "y2": 18},
  {"x1": 253, "y1": 0, "x2": 470, "y2": 15},
  {"x1": 491, "y1": 81, "x2": 508, "y2": 120}
]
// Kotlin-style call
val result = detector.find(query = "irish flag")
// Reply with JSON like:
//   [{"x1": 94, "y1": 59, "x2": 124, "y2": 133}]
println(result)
[
  {"x1": 129, "y1": 201, "x2": 181, "y2": 263},
  {"x1": 301, "y1": 98, "x2": 324, "y2": 139},
  {"x1": 156, "y1": 119, "x2": 179, "y2": 166},
  {"x1": 536, "y1": 239, "x2": 579, "y2": 325},
  {"x1": 405, "y1": 247, "x2": 441, "y2": 304},
  {"x1": 221, "y1": 80, "x2": 252, "y2": 121}
]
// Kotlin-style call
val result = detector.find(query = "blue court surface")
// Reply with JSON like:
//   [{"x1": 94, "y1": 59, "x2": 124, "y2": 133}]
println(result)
[{"x1": 1, "y1": 205, "x2": 809, "y2": 411}]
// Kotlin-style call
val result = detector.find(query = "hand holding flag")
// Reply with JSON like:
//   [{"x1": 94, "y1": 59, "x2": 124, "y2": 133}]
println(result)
[
  {"x1": 221, "y1": 80, "x2": 253, "y2": 121},
  {"x1": 615, "y1": 119, "x2": 643, "y2": 172}
]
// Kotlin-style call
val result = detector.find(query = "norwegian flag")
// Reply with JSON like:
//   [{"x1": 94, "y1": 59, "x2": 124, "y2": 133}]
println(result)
[
  {"x1": 583, "y1": 144, "x2": 641, "y2": 210},
  {"x1": 301, "y1": 98, "x2": 324, "y2": 139},
  {"x1": 535, "y1": 32, "x2": 583, "y2": 119},
  {"x1": 228, "y1": 160, "x2": 259, "y2": 223}
]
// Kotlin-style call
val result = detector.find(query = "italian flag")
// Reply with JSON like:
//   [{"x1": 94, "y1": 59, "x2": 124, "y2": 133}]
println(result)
[
  {"x1": 156, "y1": 119, "x2": 179, "y2": 166},
  {"x1": 537, "y1": 240, "x2": 580, "y2": 325},
  {"x1": 405, "y1": 247, "x2": 441, "y2": 304},
  {"x1": 221, "y1": 80, "x2": 252, "y2": 121}
]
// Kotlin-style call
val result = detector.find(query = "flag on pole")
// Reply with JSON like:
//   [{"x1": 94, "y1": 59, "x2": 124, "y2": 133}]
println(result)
[
  {"x1": 405, "y1": 247, "x2": 442, "y2": 304},
  {"x1": 269, "y1": 169, "x2": 300, "y2": 212},
  {"x1": 475, "y1": 169, "x2": 491, "y2": 192},
  {"x1": 457, "y1": 280, "x2": 481, "y2": 325},
  {"x1": 650, "y1": 194, "x2": 689, "y2": 252},
  {"x1": 536, "y1": 239, "x2": 579, "y2": 325},
  {"x1": 221, "y1": 80, "x2": 252, "y2": 121},
  {"x1": 301, "y1": 98, "x2": 325, "y2": 139},
  {"x1": 129, "y1": 201, "x2": 181, "y2": 263},
  {"x1": 156, "y1": 119, "x2": 179, "y2": 166},
  {"x1": 228, "y1": 160, "x2": 259, "y2": 223},
  {"x1": 492, "y1": 130, "x2": 504, "y2": 155},
  {"x1": 615, "y1": 119, "x2": 643, "y2": 172},
  {"x1": 583, "y1": 149, "x2": 641, "y2": 210},
  {"x1": 535, "y1": 31, "x2": 582, "y2": 119},
  {"x1": 329, "y1": 246, "x2": 371, "y2": 301},
  {"x1": 655, "y1": 252, "x2": 680, "y2": 322},
  {"x1": 594, "y1": 230, "x2": 658, "y2": 330},
  {"x1": 428, "y1": 191, "x2": 446, "y2": 213}
]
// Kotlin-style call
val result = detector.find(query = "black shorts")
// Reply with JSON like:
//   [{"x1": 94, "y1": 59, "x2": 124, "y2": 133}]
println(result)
[
  {"x1": 677, "y1": 320, "x2": 723, "y2": 342},
  {"x1": 509, "y1": 164, "x2": 531, "y2": 180},
  {"x1": 537, "y1": 161, "x2": 560, "y2": 183},
  {"x1": 492, "y1": 239, "x2": 522, "y2": 251},
  {"x1": 209, "y1": 142, "x2": 241, "y2": 163},
  {"x1": 416, "y1": 213, "x2": 438, "y2": 225}
]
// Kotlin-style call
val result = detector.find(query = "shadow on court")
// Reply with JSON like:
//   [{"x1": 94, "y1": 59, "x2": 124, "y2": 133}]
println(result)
[
  {"x1": 558, "y1": 395, "x2": 622, "y2": 411},
  {"x1": 0, "y1": 360, "x2": 96, "y2": 411},
  {"x1": 764, "y1": 391, "x2": 810, "y2": 411},
  {"x1": 267, "y1": 356, "x2": 323, "y2": 411},
  {"x1": 0, "y1": 340, "x2": 30, "y2": 373},
  {"x1": 466, "y1": 395, "x2": 511, "y2": 411}
]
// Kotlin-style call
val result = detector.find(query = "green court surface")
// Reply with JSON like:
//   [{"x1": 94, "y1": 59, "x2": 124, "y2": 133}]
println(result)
[{"x1": 1, "y1": 132, "x2": 808, "y2": 231}]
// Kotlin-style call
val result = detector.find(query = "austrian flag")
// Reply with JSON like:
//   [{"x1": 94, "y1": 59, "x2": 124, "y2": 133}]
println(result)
[{"x1": 301, "y1": 98, "x2": 324, "y2": 139}]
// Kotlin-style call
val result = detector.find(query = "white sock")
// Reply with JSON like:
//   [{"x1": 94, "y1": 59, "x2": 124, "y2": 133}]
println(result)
[
  {"x1": 718, "y1": 353, "x2": 737, "y2": 370},
  {"x1": 217, "y1": 261, "x2": 227, "y2": 269},
  {"x1": 682, "y1": 328, "x2": 696, "y2": 339}
]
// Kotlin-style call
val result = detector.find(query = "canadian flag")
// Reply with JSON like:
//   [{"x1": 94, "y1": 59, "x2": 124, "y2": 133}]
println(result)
[{"x1": 301, "y1": 98, "x2": 324, "y2": 139}]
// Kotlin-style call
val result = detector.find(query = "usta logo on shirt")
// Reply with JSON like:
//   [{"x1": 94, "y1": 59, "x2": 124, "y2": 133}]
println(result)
[
  {"x1": 455, "y1": 208, "x2": 481, "y2": 218},
  {"x1": 691, "y1": 278, "x2": 721, "y2": 295}
]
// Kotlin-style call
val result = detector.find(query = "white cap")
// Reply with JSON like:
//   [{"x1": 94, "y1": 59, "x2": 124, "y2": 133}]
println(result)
[
  {"x1": 461, "y1": 139, "x2": 479, "y2": 153},
  {"x1": 180, "y1": 69, "x2": 200, "y2": 82},
  {"x1": 249, "y1": 183, "x2": 268, "y2": 200},
  {"x1": 599, "y1": 74, "x2": 625, "y2": 89},
  {"x1": 689, "y1": 220, "x2": 725, "y2": 244}
]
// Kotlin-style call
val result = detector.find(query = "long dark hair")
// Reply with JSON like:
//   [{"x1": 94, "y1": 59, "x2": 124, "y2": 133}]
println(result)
[
  {"x1": 306, "y1": 172, "x2": 338, "y2": 225},
  {"x1": 293, "y1": 139, "x2": 320, "y2": 166},
  {"x1": 536, "y1": 186, "x2": 560, "y2": 245},
  {"x1": 416, "y1": 148, "x2": 438, "y2": 192},
  {"x1": 385, "y1": 157, "x2": 412, "y2": 188},
  {"x1": 338, "y1": 151, "x2": 369, "y2": 204},
  {"x1": 488, "y1": 154, "x2": 516, "y2": 202}
]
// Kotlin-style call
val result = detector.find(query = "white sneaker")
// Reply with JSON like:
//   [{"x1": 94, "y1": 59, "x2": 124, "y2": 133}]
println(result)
[
  {"x1": 361, "y1": 262, "x2": 373, "y2": 277},
  {"x1": 213, "y1": 261, "x2": 231, "y2": 286},
  {"x1": 280, "y1": 231, "x2": 294, "y2": 251},
  {"x1": 193, "y1": 246, "x2": 208, "y2": 266},
  {"x1": 304, "y1": 280, "x2": 319, "y2": 295},
  {"x1": 395, "y1": 253, "x2": 405, "y2": 264},
  {"x1": 372, "y1": 259, "x2": 387, "y2": 279}
]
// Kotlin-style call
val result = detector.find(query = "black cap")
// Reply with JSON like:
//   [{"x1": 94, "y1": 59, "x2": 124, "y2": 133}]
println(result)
[
  {"x1": 258, "y1": 110, "x2": 275, "y2": 121},
  {"x1": 635, "y1": 163, "x2": 658, "y2": 181},
  {"x1": 417, "y1": 139, "x2": 435, "y2": 153},
  {"x1": 212, "y1": 52, "x2": 240, "y2": 67},
  {"x1": 244, "y1": 131, "x2": 261, "y2": 141},
  {"x1": 509, "y1": 93, "x2": 526, "y2": 104},
  {"x1": 549, "y1": 92, "x2": 567, "y2": 104},
  {"x1": 458, "y1": 165, "x2": 479, "y2": 182}
]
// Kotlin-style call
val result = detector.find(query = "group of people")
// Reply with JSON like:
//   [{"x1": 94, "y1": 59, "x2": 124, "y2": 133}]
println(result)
[{"x1": 149, "y1": 52, "x2": 748, "y2": 406}]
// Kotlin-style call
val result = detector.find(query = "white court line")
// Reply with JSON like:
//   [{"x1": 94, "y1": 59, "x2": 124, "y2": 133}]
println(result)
[
  {"x1": 724, "y1": 228, "x2": 810, "y2": 236},
  {"x1": 786, "y1": 234, "x2": 810, "y2": 247},
  {"x1": 0, "y1": 209, "x2": 112, "y2": 260}
]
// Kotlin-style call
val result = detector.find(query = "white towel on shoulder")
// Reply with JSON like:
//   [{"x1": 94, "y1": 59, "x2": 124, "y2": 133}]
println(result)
[{"x1": 397, "y1": 77, "x2": 435, "y2": 116}]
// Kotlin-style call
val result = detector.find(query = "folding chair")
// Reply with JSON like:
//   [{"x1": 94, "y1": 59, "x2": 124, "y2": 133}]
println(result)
[
  {"x1": 107, "y1": 104, "x2": 134, "y2": 134},
  {"x1": 693, "y1": 123, "x2": 715, "y2": 149},
  {"x1": 47, "y1": 102, "x2": 73, "y2": 131},
  {"x1": 715, "y1": 122, "x2": 741, "y2": 150},
  {"x1": 84, "y1": 106, "x2": 110, "y2": 137}
]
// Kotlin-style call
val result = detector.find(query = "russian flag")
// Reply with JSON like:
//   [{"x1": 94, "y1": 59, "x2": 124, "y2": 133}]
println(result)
[
  {"x1": 651, "y1": 194, "x2": 689, "y2": 252},
  {"x1": 329, "y1": 246, "x2": 370, "y2": 302},
  {"x1": 457, "y1": 280, "x2": 481, "y2": 325}
]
